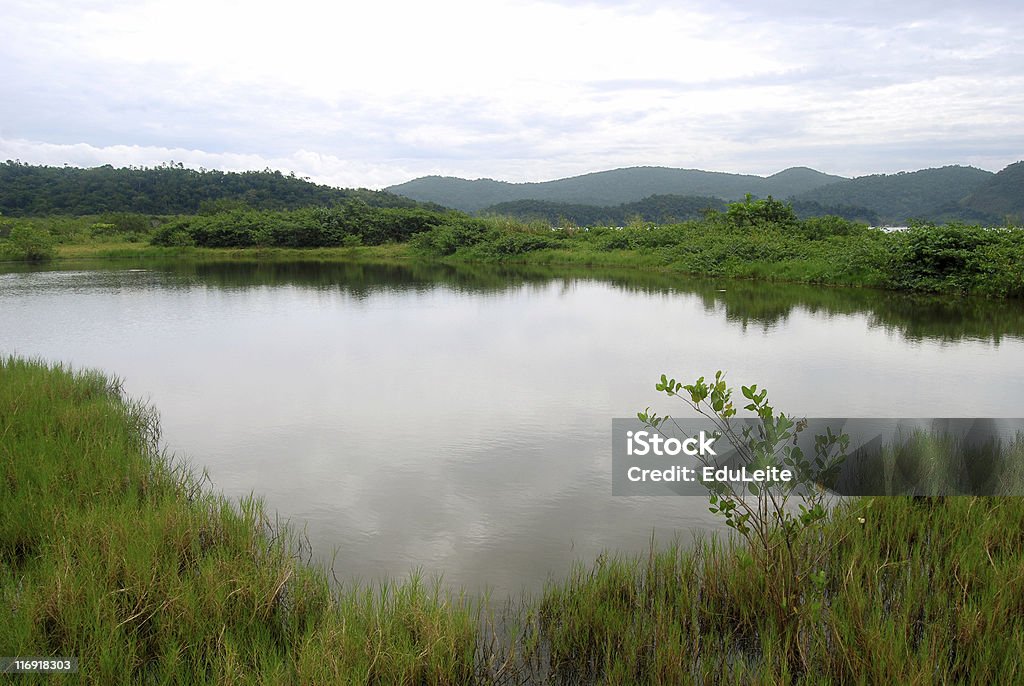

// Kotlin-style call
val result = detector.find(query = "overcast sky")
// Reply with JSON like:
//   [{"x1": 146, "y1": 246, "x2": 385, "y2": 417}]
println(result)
[{"x1": 2, "y1": 0, "x2": 1022, "y2": 188}]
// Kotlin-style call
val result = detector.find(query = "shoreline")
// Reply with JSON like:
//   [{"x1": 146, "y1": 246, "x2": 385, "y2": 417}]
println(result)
[
  {"x1": 1, "y1": 238, "x2": 1015, "y2": 302},
  {"x1": 4, "y1": 356, "x2": 1023, "y2": 682}
]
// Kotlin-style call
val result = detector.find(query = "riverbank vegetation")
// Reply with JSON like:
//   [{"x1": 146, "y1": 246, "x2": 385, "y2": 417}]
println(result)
[
  {"x1": 540, "y1": 493, "x2": 1024, "y2": 683},
  {"x1": 2, "y1": 195, "x2": 1022, "y2": 298},
  {"x1": 4, "y1": 357, "x2": 1024, "y2": 683}
]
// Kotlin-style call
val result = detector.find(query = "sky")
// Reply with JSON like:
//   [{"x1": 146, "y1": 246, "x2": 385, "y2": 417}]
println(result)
[{"x1": 1, "y1": 0, "x2": 1022, "y2": 189}]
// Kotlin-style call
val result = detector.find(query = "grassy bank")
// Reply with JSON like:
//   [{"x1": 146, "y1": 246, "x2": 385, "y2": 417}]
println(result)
[
  {"x1": 50, "y1": 241, "x2": 412, "y2": 263},
  {"x1": 0, "y1": 357, "x2": 478, "y2": 684},
  {"x1": 4, "y1": 358, "x2": 1024, "y2": 683},
  {"x1": 3, "y1": 198, "x2": 1023, "y2": 298},
  {"x1": 540, "y1": 495, "x2": 1024, "y2": 683}
]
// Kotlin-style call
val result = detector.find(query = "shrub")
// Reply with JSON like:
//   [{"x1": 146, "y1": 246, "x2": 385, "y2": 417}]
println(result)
[
  {"x1": 410, "y1": 219, "x2": 493, "y2": 256},
  {"x1": 888, "y1": 222, "x2": 999, "y2": 293},
  {"x1": 799, "y1": 215, "x2": 865, "y2": 239},
  {"x1": 726, "y1": 195, "x2": 798, "y2": 228},
  {"x1": 488, "y1": 232, "x2": 555, "y2": 256},
  {"x1": 5, "y1": 225, "x2": 56, "y2": 261}
]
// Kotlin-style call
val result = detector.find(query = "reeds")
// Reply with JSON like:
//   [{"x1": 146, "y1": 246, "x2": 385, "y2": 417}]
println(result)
[
  {"x1": 534, "y1": 496, "x2": 1024, "y2": 683},
  {"x1": 0, "y1": 357, "x2": 478, "y2": 684}
]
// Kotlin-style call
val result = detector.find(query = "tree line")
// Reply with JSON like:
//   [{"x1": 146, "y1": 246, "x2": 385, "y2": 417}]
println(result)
[{"x1": 0, "y1": 161, "x2": 442, "y2": 216}]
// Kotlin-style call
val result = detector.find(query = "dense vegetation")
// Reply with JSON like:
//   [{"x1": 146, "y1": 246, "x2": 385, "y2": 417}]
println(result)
[
  {"x1": 788, "y1": 199, "x2": 880, "y2": 224},
  {"x1": 5, "y1": 357, "x2": 1024, "y2": 683},
  {"x1": 0, "y1": 161, "x2": 442, "y2": 216},
  {"x1": 481, "y1": 194, "x2": 727, "y2": 225},
  {"x1": 147, "y1": 202, "x2": 458, "y2": 248},
  {"x1": 407, "y1": 197, "x2": 1024, "y2": 298},
  {"x1": 3, "y1": 194, "x2": 1021, "y2": 298},
  {"x1": 483, "y1": 195, "x2": 879, "y2": 226},
  {"x1": 539, "y1": 494, "x2": 1024, "y2": 683}
]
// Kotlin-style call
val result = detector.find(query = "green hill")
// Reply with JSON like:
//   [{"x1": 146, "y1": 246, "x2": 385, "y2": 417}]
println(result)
[
  {"x1": 792, "y1": 165, "x2": 996, "y2": 224},
  {"x1": 962, "y1": 161, "x2": 1024, "y2": 223},
  {"x1": 387, "y1": 166, "x2": 846, "y2": 212},
  {"x1": 0, "y1": 161, "x2": 440, "y2": 216}
]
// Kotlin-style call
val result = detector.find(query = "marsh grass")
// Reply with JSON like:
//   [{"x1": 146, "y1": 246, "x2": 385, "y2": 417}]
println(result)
[
  {"x1": 0, "y1": 357, "x2": 479, "y2": 684},
  {"x1": 534, "y1": 495, "x2": 1024, "y2": 684}
]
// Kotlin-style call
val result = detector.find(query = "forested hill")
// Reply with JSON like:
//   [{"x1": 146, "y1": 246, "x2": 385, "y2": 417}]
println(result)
[
  {"x1": 961, "y1": 161, "x2": 1024, "y2": 221},
  {"x1": 390, "y1": 163, "x2": 1020, "y2": 225},
  {"x1": 481, "y1": 195, "x2": 729, "y2": 226},
  {"x1": 0, "y1": 161, "x2": 442, "y2": 216},
  {"x1": 386, "y1": 166, "x2": 847, "y2": 212},
  {"x1": 483, "y1": 195, "x2": 880, "y2": 226},
  {"x1": 791, "y1": 165, "x2": 997, "y2": 224}
]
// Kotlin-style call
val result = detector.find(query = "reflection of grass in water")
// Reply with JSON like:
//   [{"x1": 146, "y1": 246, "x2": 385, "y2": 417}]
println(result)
[{"x1": 837, "y1": 430, "x2": 1024, "y2": 496}]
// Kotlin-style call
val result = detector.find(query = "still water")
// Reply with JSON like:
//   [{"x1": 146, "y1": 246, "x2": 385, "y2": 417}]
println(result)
[{"x1": 2, "y1": 260, "x2": 1023, "y2": 597}]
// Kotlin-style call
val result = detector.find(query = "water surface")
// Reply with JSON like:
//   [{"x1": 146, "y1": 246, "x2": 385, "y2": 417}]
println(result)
[{"x1": 2, "y1": 260, "x2": 1022, "y2": 596}]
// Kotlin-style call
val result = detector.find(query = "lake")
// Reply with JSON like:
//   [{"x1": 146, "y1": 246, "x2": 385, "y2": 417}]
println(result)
[{"x1": 2, "y1": 259, "x2": 1022, "y2": 597}]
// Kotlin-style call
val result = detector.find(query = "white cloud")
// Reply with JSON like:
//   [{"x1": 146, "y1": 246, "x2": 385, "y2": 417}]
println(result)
[{"x1": 1, "y1": 0, "x2": 1021, "y2": 186}]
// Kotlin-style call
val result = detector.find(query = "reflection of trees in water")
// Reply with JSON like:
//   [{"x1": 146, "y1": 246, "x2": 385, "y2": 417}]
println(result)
[
  {"x1": 41, "y1": 258, "x2": 1024, "y2": 344},
  {"x1": 686, "y1": 280, "x2": 1024, "y2": 345}
]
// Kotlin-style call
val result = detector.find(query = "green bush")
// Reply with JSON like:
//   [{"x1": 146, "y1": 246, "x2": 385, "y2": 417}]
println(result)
[
  {"x1": 887, "y1": 222, "x2": 1001, "y2": 293},
  {"x1": 488, "y1": 232, "x2": 555, "y2": 256},
  {"x1": 799, "y1": 215, "x2": 865, "y2": 239},
  {"x1": 592, "y1": 228, "x2": 636, "y2": 251},
  {"x1": 4, "y1": 225, "x2": 56, "y2": 261},
  {"x1": 410, "y1": 219, "x2": 493, "y2": 256},
  {"x1": 152, "y1": 205, "x2": 453, "y2": 249},
  {"x1": 725, "y1": 195, "x2": 798, "y2": 228}
]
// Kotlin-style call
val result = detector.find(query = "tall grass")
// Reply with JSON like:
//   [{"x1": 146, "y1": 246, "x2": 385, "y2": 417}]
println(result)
[
  {"x1": 0, "y1": 357, "x2": 478, "y2": 684},
  {"x1": 536, "y1": 495, "x2": 1024, "y2": 684}
]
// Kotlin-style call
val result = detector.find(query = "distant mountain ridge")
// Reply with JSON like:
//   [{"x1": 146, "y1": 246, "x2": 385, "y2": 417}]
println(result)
[
  {"x1": 386, "y1": 166, "x2": 846, "y2": 213},
  {"x1": 388, "y1": 163, "x2": 1022, "y2": 224}
]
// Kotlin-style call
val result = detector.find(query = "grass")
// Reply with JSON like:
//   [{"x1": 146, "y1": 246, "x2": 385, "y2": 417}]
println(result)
[
  {"x1": 47, "y1": 241, "x2": 411, "y2": 263},
  {"x1": 4, "y1": 203, "x2": 1022, "y2": 298},
  {"x1": 4, "y1": 356, "x2": 1024, "y2": 683},
  {"x1": 0, "y1": 357, "x2": 478, "y2": 684},
  {"x1": 537, "y1": 496, "x2": 1024, "y2": 684}
]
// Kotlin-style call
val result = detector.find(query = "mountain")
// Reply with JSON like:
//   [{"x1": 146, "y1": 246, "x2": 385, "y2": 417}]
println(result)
[
  {"x1": 761, "y1": 167, "x2": 847, "y2": 198},
  {"x1": 961, "y1": 161, "x2": 1024, "y2": 222},
  {"x1": 792, "y1": 165, "x2": 996, "y2": 224},
  {"x1": 386, "y1": 166, "x2": 846, "y2": 212},
  {"x1": 0, "y1": 161, "x2": 440, "y2": 216}
]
